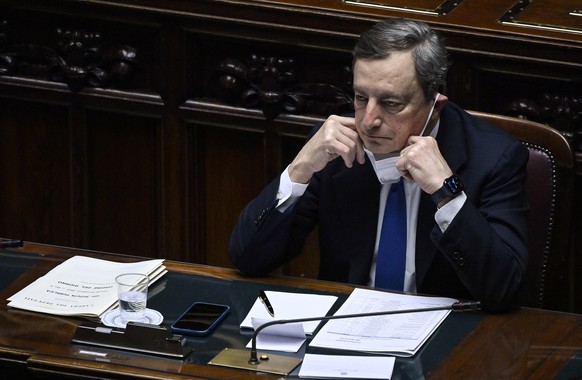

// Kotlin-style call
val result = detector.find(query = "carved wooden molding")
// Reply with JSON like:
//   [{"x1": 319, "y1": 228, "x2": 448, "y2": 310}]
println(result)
[
  {"x1": 504, "y1": 93, "x2": 582, "y2": 151},
  {"x1": 0, "y1": 19, "x2": 138, "y2": 91},
  {"x1": 215, "y1": 54, "x2": 353, "y2": 120}
]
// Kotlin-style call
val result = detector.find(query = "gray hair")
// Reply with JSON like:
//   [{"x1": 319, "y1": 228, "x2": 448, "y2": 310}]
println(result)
[{"x1": 353, "y1": 18, "x2": 449, "y2": 101}]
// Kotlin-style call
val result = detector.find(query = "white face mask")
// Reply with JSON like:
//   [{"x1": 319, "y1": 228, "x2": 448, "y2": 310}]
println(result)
[
  {"x1": 366, "y1": 95, "x2": 439, "y2": 184},
  {"x1": 365, "y1": 152, "x2": 401, "y2": 184}
]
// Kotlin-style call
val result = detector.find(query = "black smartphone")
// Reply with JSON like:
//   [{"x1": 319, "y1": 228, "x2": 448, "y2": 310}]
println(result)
[{"x1": 171, "y1": 302, "x2": 230, "y2": 337}]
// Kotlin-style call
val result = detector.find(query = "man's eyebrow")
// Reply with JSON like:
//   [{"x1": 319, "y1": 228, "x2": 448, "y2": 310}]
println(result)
[
  {"x1": 380, "y1": 92, "x2": 413, "y2": 103},
  {"x1": 376, "y1": 93, "x2": 406, "y2": 102},
  {"x1": 352, "y1": 86, "x2": 415, "y2": 105},
  {"x1": 352, "y1": 87, "x2": 400, "y2": 100}
]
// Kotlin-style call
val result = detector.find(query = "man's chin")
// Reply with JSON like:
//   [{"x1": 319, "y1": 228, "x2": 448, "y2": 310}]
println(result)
[
  {"x1": 372, "y1": 151, "x2": 400, "y2": 160},
  {"x1": 364, "y1": 144, "x2": 400, "y2": 158}
]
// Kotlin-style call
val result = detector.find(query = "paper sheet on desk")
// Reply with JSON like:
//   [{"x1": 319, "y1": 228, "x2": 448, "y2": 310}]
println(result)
[
  {"x1": 299, "y1": 354, "x2": 395, "y2": 379},
  {"x1": 240, "y1": 291, "x2": 338, "y2": 335},
  {"x1": 246, "y1": 317, "x2": 306, "y2": 352},
  {"x1": 309, "y1": 288, "x2": 457, "y2": 357}
]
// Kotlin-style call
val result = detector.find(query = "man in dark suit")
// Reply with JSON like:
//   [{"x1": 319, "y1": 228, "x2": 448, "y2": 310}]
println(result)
[{"x1": 229, "y1": 18, "x2": 528, "y2": 312}]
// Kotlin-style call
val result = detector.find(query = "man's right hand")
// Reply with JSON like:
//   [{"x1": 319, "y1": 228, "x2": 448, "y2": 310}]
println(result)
[{"x1": 288, "y1": 115, "x2": 365, "y2": 184}]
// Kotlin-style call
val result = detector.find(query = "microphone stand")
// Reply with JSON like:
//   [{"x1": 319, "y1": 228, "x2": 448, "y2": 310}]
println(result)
[
  {"x1": 248, "y1": 300, "x2": 481, "y2": 364},
  {"x1": 209, "y1": 300, "x2": 480, "y2": 375}
]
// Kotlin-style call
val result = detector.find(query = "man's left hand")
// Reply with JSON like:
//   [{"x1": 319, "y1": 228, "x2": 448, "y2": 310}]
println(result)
[{"x1": 397, "y1": 135, "x2": 452, "y2": 194}]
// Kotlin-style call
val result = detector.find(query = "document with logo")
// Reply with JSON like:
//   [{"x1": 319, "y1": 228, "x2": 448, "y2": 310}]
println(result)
[
  {"x1": 309, "y1": 288, "x2": 457, "y2": 357},
  {"x1": 299, "y1": 354, "x2": 395, "y2": 379}
]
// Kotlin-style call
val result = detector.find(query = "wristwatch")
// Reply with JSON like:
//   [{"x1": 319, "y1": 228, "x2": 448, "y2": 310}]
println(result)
[{"x1": 431, "y1": 175, "x2": 464, "y2": 205}]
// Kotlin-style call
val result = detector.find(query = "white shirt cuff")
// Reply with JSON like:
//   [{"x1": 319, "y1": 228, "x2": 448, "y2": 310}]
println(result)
[
  {"x1": 276, "y1": 166, "x2": 309, "y2": 211},
  {"x1": 434, "y1": 192, "x2": 467, "y2": 232}
]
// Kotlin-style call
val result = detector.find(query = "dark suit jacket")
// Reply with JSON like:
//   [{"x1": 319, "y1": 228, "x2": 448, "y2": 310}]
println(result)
[{"x1": 229, "y1": 102, "x2": 529, "y2": 311}]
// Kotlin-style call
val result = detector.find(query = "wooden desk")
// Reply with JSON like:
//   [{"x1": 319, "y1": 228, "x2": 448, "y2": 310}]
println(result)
[{"x1": 1, "y1": 242, "x2": 582, "y2": 379}]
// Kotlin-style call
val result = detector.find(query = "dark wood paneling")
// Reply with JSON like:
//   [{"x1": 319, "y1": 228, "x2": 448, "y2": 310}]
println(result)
[
  {"x1": 85, "y1": 111, "x2": 159, "y2": 257},
  {"x1": 196, "y1": 125, "x2": 266, "y2": 267},
  {"x1": 0, "y1": 99, "x2": 71, "y2": 244},
  {"x1": 447, "y1": 53, "x2": 582, "y2": 139},
  {"x1": 0, "y1": 0, "x2": 580, "y2": 311}
]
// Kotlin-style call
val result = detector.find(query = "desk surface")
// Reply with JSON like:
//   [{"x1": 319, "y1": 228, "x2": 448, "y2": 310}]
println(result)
[{"x1": 1, "y1": 242, "x2": 582, "y2": 379}]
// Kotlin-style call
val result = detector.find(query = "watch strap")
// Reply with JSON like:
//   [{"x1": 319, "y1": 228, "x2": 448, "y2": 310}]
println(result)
[{"x1": 431, "y1": 175, "x2": 464, "y2": 205}]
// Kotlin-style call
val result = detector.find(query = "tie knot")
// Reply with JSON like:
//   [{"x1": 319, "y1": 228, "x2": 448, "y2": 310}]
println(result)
[{"x1": 392, "y1": 177, "x2": 404, "y2": 190}]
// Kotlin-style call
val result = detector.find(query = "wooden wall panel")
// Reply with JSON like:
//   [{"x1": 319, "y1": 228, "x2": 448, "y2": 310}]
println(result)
[
  {"x1": 0, "y1": 0, "x2": 580, "y2": 311},
  {"x1": 0, "y1": 99, "x2": 71, "y2": 245},
  {"x1": 85, "y1": 111, "x2": 159, "y2": 257},
  {"x1": 195, "y1": 125, "x2": 264, "y2": 267}
]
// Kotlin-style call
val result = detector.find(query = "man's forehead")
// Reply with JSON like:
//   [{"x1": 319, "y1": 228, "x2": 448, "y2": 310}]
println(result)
[
  {"x1": 354, "y1": 50, "x2": 415, "y2": 70},
  {"x1": 353, "y1": 56, "x2": 420, "y2": 101},
  {"x1": 354, "y1": 53, "x2": 416, "y2": 79}
]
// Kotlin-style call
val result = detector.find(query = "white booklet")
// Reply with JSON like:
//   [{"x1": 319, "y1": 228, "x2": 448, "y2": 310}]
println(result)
[
  {"x1": 7, "y1": 255, "x2": 166, "y2": 318},
  {"x1": 240, "y1": 291, "x2": 338, "y2": 335},
  {"x1": 309, "y1": 288, "x2": 457, "y2": 357}
]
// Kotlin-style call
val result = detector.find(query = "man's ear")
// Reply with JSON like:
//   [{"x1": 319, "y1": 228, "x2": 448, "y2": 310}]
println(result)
[{"x1": 432, "y1": 93, "x2": 449, "y2": 119}]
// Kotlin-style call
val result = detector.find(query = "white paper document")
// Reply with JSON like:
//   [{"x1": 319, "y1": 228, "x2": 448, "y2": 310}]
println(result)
[
  {"x1": 309, "y1": 288, "x2": 457, "y2": 357},
  {"x1": 7, "y1": 255, "x2": 166, "y2": 318},
  {"x1": 299, "y1": 354, "x2": 395, "y2": 379},
  {"x1": 245, "y1": 317, "x2": 306, "y2": 352},
  {"x1": 240, "y1": 291, "x2": 338, "y2": 335}
]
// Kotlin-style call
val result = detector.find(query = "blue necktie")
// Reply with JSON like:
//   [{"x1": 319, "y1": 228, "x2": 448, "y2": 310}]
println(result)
[{"x1": 375, "y1": 178, "x2": 407, "y2": 290}]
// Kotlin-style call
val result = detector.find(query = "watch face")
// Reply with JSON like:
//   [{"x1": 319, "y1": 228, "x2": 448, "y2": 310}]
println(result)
[{"x1": 446, "y1": 175, "x2": 464, "y2": 194}]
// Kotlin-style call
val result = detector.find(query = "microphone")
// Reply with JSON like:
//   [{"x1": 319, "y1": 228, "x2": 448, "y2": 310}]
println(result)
[
  {"x1": 209, "y1": 300, "x2": 481, "y2": 375},
  {"x1": 248, "y1": 300, "x2": 480, "y2": 364}
]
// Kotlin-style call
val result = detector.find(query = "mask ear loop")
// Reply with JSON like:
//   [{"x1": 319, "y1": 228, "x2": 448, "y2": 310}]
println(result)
[{"x1": 418, "y1": 93, "x2": 440, "y2": 137}]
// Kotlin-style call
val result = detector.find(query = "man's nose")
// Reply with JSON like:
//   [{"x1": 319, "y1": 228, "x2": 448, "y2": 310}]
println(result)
[{"x1": 361, "y1": 101, "x2": 382, "y2": 128}]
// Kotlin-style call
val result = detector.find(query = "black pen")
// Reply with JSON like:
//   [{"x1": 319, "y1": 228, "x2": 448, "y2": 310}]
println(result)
[
  {"x1": 0, "y1": 239, "x2": 23, "y2": 249},
  {"x1": 259, "y1": 290, "x2": 275, "y2": 317}
]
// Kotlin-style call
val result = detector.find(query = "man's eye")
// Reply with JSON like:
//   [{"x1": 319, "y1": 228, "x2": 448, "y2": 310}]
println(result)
[
  {"x1": 354, "y1": 95, "x2": 367, "y2": 108},
  {"x1": 382, "y1": 101, "x2": 404, "y2": 113}
]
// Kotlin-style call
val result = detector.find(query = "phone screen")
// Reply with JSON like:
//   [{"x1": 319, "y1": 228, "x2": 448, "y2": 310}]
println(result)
[{"x1": 171, "y1": 302, "x2": 230, "y2": 336}]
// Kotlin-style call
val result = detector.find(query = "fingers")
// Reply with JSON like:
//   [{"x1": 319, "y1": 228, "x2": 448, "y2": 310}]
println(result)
[
  {"x1": 396, "y1": 156, "x2": 414, "y2": 180},
  {"x1": 321, "y1": 116, "x2": 362, "y2": 168},
  {"x1": 332, "y1": 115, "x2": 357, "y2": 130},
  {"x1": 355, "y1": 139, "x2": 366, "y2": 165},
  {"x1": 397, "y1": 136, "x2": 452, "y2": 192},
  {"x1": 290, "y1": 116, "x2": 363, "y2": 183}
]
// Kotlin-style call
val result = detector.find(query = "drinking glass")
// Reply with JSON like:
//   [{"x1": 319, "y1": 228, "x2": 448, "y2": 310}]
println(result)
[{"x1": 115, "y1": 273, "x2": 149, "y2": 323}]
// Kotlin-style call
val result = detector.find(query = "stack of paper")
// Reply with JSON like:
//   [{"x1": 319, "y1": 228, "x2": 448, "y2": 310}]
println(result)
[
  {"x1": 309, "y1": 288, "x2": 457, "y2": 357},
  {"x1": 7, "y1": 255, "x2": 166, "y2": 318}
]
